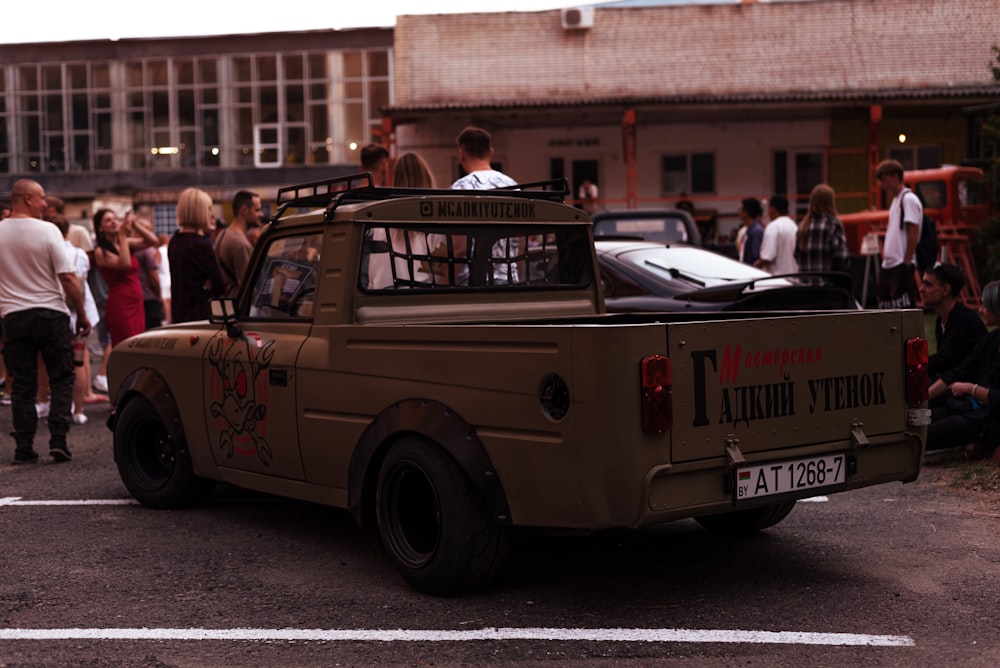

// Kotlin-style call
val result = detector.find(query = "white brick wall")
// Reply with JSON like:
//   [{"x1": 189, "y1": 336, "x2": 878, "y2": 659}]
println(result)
[{"x1": 395, "y1": 0, "x2": 998, "y2": 105}]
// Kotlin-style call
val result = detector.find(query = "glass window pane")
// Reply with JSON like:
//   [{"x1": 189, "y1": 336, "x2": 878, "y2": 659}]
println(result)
[
  {"x1": 178, "y1": 89, "x2": 195, "y2": 125},
  {"x1": 308, "y1": 53, "x2": 326, "y2": 79},
  {"x1": 310, "y1": 104, "x2": 328, "y2": 138},
  {"x1": 235, "y1": 57, "x2": 252, "y2": 82},
  {"x1": 128, "y1": 91, "x2": 144, "y2": 108},
  {"x1": 283, "y1": 53, "x2": 304, "y2": 80},
  {"x1": 285, "y1": 84, "x2": 304, "y2": 121},
  {"x1": 42, "y1": 65, "x2": 61, "y2": 90},
  {"x1": 260, "y1": 86, "x2": 278, "y2": 122},
  {"x1": 20, "y1": 94, "x2": 39, "y2": 112},
  {"x1": 93, "y1": 64, "x2": 110, "y2": 88},
  {"x1": 238, "y1": 108, "x2": 254, "y2": 143},
  {"x1": 97, "y1": 113, "x2": 112, "y2": 150},
  {"x1": 202, "y1": 109, "x2": 219, "y2": 145},
  {"x1": 691, "y1": 153, "x2": 715, "y2": 193},
  {"x1": 238, "y1": 86, "x2": 252, "y2": 104},
  {"x1": 367, "y1": 50, "x2": 389, "y2": 77},
  {"x1": 46, "y1": 137, "x2": 64, "y2": 171},
  {"x1": 19, "y1": 66, "x2": 38, "y2": 91},
  {"x1": 309, "y1": 82, "x2": 327, "y2": 100},
  {"x1": 199, "y1": 59, "x2": 217, "y2": 84},
  {"x1": 95, "y1": 93, "x2": 111, "y2": 109},
  {"x1": 661, "y1": 155, "x2": 687, "y2": 194},
  {"x1": 45, "y1": 94, "x2": 63, "y2": 128},
  {"x1": 286, "y1": 126, "x2": 305, "y2": 164},
  {"x1": 343, "y1": 51, "x2": 363, "y2": 78},
  {"x1": 73, "y1": 135, "x2": 90, "y2": 170},
  {"x1": 152, "y1": 91, "x2": 169, "y2": 125},
  {"x1": 71, "y1": 93, "x2": 88, "y2": 130},
  {"x1": 346, "y1": 102, "x2": 365, "y2": 145},
  {"x1": 793, "y1": 152, "x2": 822, "y2": 198},
  {"x1": 202, "y1": 88, "x2": 218, "y2": 105},
  {"x1": 369, "y1": 80, "x2": 389, "y2": 113},
  {"x1": 174, "y1": 59, "x2": 194, "y2": 85},
  {"x1": 148, "y1": 60, "x2": 168, "y2": 87},
  {"x1": 130, "y1": 111, "x2": 146, "y2": 146},
  {"x1": 68, "y1": 64, "x2": 87, "y2": 89},
  {"x1": 126, "y1": 62, "x2": 143, "y2": 87},
  {"x1": 257, "y1": 55, "x2": 277, "y2": 81},
  {"x1": 180, "y1": 129, "x2": 196, "y2": 166},
  {"x1": 345, "y1": 81, "x2": 363, "y2": 98}
]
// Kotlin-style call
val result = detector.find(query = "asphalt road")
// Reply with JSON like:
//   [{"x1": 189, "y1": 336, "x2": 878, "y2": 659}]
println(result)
[{"x1": 0, "y1": 395, "x2": 998, "y2": 667}]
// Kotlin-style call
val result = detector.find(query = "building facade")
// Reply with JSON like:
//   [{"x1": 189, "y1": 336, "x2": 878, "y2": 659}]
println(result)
[
  {"x1": 0, "y1": 29, "x2": 392, "y2": 230},
  {"x1": 387, "y1": 0, "x2": 998, "y2": 242},
  {"x1": 0, "y1": 0, "x2": 996, "y2": 246}
]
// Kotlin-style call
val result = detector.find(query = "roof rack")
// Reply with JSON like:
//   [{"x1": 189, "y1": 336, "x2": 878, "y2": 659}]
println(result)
[{"x1": 270, "y1": 173, "x2": 571, "y2": 225}]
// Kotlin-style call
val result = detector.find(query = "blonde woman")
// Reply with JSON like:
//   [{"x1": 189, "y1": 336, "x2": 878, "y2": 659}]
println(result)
[
  {"x1": 393, "y1": 152, "x2": 435, "y2": 189},
  {"x1": 167, "y1": 188, "x2": 225, "y2": 323},
  {"x1": 795, "y1": 184, "x2": 849, "y2": 276},
  {"x1": 367, "y1": 153, "x2": 436, "y2": 288}
]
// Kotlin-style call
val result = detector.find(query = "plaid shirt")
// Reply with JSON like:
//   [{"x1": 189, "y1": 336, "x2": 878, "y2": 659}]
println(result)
[{"x1": 794, "y1": 213, "x2": 848, "y2": 274}]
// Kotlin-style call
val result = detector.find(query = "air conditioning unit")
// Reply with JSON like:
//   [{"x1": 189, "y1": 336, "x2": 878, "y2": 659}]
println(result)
[{"x1": 561, "y1": 7, "x2": 595, "y2": 30}]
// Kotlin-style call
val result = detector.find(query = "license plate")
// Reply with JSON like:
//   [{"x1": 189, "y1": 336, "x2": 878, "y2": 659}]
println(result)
[{"x1": 735, "y1": 453, "x2": 846, "y2": 505}]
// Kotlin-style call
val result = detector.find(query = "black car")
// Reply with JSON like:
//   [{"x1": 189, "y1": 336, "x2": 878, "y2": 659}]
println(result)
[{"x1": 596, "y1": 240, "x2": 857, "y2": 312}]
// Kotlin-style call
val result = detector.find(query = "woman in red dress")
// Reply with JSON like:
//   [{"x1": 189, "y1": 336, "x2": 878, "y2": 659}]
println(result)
[{"x1": 93, "y1": 209, "x2": 159, "y2": 347}]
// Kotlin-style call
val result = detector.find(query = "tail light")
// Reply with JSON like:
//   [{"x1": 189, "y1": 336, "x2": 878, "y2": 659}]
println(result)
[
  {"x1": 641, "y1": 355, "x2": 672, "y2": 433},
  {"x1": 905, "y1": 337, "x2": 928, "y2": 405}
]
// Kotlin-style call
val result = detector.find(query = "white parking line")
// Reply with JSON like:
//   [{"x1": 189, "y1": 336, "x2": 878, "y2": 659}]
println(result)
[
  {"x1": 0, "y1": 627, "x2": 915, "y2": 646},
  {"x1": 0, "y1": 497, "x2": 137, "y2": 506}
]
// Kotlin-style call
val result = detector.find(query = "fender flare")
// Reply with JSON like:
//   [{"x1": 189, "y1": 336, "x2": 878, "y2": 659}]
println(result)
[
  {"x1": 108, "y1": 367, "x2": 188, "y2": 456},
  {"x1": 348, "y1": 398, "x2": 511, "y2": 529}
]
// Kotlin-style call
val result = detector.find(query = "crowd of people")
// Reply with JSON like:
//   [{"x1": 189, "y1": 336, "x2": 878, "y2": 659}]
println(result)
[
  {"x1": 732, "y1": 159, "x2": 999, "y2": 466},
  {"x1": 1, "y1": 135, "x2": 995, "y2": 466},
  {"x1": 0, "y1": 180, "x2": 264, "y2": 462}
]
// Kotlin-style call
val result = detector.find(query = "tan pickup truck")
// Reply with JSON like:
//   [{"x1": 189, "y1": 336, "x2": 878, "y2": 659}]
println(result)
[{"x1": 108, "y1": 175, "x2": 930, "y2": 594}]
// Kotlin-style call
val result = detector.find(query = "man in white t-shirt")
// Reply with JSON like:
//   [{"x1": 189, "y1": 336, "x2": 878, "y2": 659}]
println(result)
[
  {"x1": 450, "y1": 126, "x2": 518, "y2": 284},
  {"x1": 0, "y1": 179, "x2": 90, "y2": 464},
  {"x1": 451, "y1": 126, "x2": 517, "y2": 190},
  {"x1": 756, "y1": 194, "x2": 799, "y2": 276},
  {"x1": 876, "y1": 159, "x2": 922, "y2": 308}
]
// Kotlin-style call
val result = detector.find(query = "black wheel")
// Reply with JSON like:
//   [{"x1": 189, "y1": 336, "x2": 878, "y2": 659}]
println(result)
[
  {"x1": 695, "y1": 501, "x2": 796, "y2": 535},
  {"x1": 376, "y1": 438, "x2": 511, "y2": 595},
  {"x1": 114, "y1": 395, "x2": 213, "y2": 509}
]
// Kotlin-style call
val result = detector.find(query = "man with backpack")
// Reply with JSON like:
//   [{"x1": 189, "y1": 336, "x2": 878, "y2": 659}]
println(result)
[{"x1": 876, "y1": 159, "x2": 923, "y2": 308}]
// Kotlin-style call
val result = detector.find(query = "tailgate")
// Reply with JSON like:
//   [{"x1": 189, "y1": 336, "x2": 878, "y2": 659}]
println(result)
[{"x1": 668, "y1": 310, "x2": 916, "y2": 463}]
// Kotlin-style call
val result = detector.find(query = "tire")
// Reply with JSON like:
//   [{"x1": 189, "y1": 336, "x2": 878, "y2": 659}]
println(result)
[
  {"x1": 114, "y1": 395, "x2": 213, "y2": 509},
  {"x1": 695, "y1": 501, "x2": 796, "y2": 535},
  {"x1": 376, "y1": 438, "x2": 511, "y2": 595}
]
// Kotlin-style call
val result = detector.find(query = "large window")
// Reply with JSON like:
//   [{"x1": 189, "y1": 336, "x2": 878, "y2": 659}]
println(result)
[
  {"x1": 0, "y1": 47, "x2": 391, "y2": 174},
  {"x1": 661, "y1": 153, "x2": 715, "y2": 196},
  {"x1": 888, "y1": 144, "x2": 941, "y2": 171},
  {"x1": 773, "y1": 150, "x2": 824, "y2": 217},
  {"x1": 330, "y1": 50, "x2": 392, "y2": 163}
]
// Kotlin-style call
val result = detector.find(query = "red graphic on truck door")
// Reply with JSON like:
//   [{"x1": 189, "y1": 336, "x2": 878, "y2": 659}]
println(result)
[{"x1": 208, "y1": 335, "x2": 276, "y2": 466}]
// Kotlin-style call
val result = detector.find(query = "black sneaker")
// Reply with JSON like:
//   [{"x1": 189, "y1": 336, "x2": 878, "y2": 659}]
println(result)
[
  {"x1": 49, "y1": 444, "x2": 73, "y2": 462},
  {"x1": 13, "y1": 450, "x2": 39, "y2": 465}
]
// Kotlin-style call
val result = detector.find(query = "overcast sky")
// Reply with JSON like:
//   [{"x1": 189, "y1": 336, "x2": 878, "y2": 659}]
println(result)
[{"x1": 2, "y1": 1, "x2": 586, "y2": 44}]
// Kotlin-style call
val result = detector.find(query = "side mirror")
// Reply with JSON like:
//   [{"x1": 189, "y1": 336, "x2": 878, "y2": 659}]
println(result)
[
  {"x1": 208, "y1": 298, "x2": 238, "y2": 324},
  {"x1": 208, "y1": 298, "x2": 243, "y2": 340}
]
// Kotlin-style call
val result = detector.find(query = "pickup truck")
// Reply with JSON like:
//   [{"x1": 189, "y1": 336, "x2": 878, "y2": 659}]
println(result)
[{"x1": 107, "y1": 175, "x2": 931, "y2": 595}]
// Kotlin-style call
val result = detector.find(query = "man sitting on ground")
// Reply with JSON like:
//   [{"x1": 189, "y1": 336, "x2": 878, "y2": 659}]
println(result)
[{"x1": 919, "y1": 263, "x2": 987, "y2": 381}]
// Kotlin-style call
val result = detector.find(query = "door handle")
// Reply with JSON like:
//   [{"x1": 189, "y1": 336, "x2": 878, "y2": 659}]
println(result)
[{"x1": 269, "y1": 368, "x2": 289, "y2": 387}]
